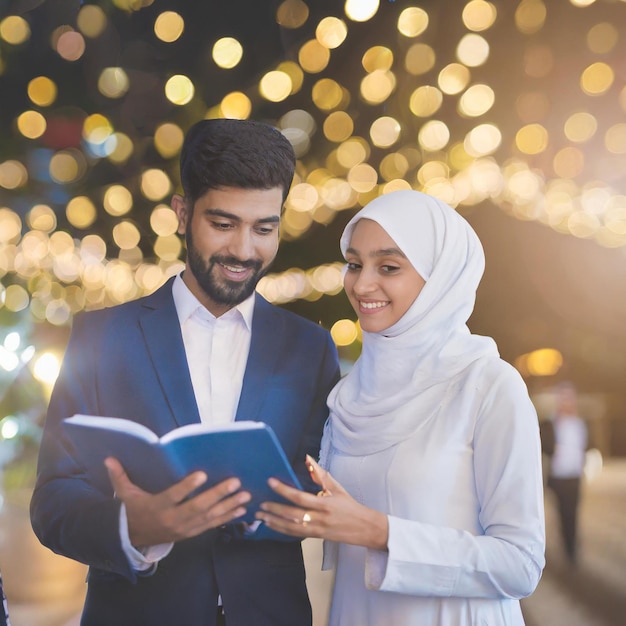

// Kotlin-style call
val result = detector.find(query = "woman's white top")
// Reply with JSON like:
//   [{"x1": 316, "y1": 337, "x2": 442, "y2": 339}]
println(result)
[{"x1": 322, "y1": 357, "x2": 545, "y2": 626}]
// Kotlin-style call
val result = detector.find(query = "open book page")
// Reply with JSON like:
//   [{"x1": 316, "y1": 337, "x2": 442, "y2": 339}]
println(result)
[
  {"x1": 64, "y1": 415, "x2": 266, "y2": 444},
  {"x1": 65, "y1": 414, "x2": 160, "y2": 443},
  {"x1": 160, "y1": 420, "x2": 264, "y2": 443}
]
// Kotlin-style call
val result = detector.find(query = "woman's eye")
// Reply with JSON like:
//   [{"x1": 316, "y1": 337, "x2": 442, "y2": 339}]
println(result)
[
  {"x1": 381, "y1": 265, "x2": 400, "y2": 273},
  {"x1": 346, "y1": 262, "x2": 361, "y2": 271}
]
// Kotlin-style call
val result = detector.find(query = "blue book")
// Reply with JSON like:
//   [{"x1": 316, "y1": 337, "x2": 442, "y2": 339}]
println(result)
[{"x1": 62, "y1": 414, "x2": 302, "y2": 524}]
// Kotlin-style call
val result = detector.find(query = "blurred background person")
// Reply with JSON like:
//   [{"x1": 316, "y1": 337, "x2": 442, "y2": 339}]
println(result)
[{"x1": 540, "y1": 381, "x2": 589, "y2": 565}]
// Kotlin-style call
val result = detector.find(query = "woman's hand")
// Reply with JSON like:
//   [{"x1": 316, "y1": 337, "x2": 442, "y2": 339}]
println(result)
[{"x1": 255, "y1": 455, "x2": 389, "y2": 551}]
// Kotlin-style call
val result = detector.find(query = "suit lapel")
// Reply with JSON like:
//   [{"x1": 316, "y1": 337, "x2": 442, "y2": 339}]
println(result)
[
  {"x1": 235, "y1": 295, "x2": 282, "y2": 424},
  {"x1": 139, "y1": 279, "x2": 201, "y2": 428}
]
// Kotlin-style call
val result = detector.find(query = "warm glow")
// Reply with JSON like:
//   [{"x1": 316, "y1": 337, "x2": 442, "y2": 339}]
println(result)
[
  {"x1": 323, "y1": 111, "x2": 354, "y2": 143},
  {"x1": 605, "y1": 124, "x2": 626, "y2": 155},
  {"x1": 113, "y1": 221, "x2": 141, "y2": 250},
  {"x1": 419, "y1": 120, "x2": 450, "y2": 152},
  {"x1": 154, "y1": 123, "x2": 184, "y2": 158},
  {"x1": 276, "y1": 0, "x2": 309, "y2": 29},
  {"x1": 165, "y1": 74, "x2": 194, "y2": 105},
  {"x1": 212, "y1": 37, "x2": 243, "y2": 69},
  {"x1": 27, "y1": 76, "x2": 57, "y2": 106},
  {"x1": 465, "y1": 123, "x2": 502, "y2": 156},
  {"x1": 104, "y1": 185, "x2": 133, "y2": 216},
  {"x1": 362, "y1": 46, "x2": 393, "y2": 72},
  {"x1": 66, "y1": 196, "x2": 97, "y2": 229},
  {"x1": 56, "y1": 30, "x2": 86, "y2": 61},
  {"x1": 312, "y1": 78, "x2": 344, "y2": 111},
  {"x1": 553, "y1": 147, "x2": 584, "y2": 179},
  {"x1": 586, "y1": 22, "x2": 618, "y2": 54},
  {"x1": 259, "y1": 71, "x2": 292, "y2": 102},
  {"x1": 28, "y1": 205, "x2": 57, "y2": 232},
  {"x1": 369, "y1": 116, "x2": 401, "y2": 148},
  {"x1": 516, "y1": 348, "x2": 563, "y2": 377},
  {"x1": 150, "y1": 205, "x2": 179, "y2": 236},
  {"x1": 50, "y1": 150, "x2": 83, "y2": 183},
  {"x1": 336, "y1": 138, "x2": 369, "y2": 169},
  {"x1": 141, "y1": 169, "x2": 172, "y2": 201},
  {"x1": 17, "y1": 110, "x2": 47, "y2": 139},
  {"x1": 515, "y1": 0, "x2": 547, "y2": 34},
  {"x1": 220, "y1": 92, "x2": 252, "y2": 119},
  {"x1": 0, "y1": 160, "x2": 28, "y2": 189},
  {"x1": 0, "y1": 16, "x2": 31, "y2": 45},
  {"x1": 564, "y1": 112, "x2": 597, "y2": 143},
  {"x1": 331, "y1": 319, "x2": 359, "y2": 346},
  {"x1": 298, "y1": 39, "x2": 331, "y2": 73},
  {"x1": 32, "y1": 352, "x2": 62, "y2": 385},
  {"x1": 277, "y1": 61, "x2": 304, "y2": 94},
  {"x1": 516, "y1": 123, "x2": 548, "y2": 155},
  {"x1": 580, "y1": 62, "x2": 614, "y2": 96},
  {"x1": 438, "y1": 63, "x2": 471, "y2": 95},
  {"x1": 316, "y1": 16, "x2": 347, "y2": 49},
  {"x1": 360, "y1": 70, "x2": 395, "y2": 104},
  {"x1": 154, "y1": 11, "x2": 184, "y2": 43},
  {"x1": 98, "y1": 67, "x2": 130, "y2": 98},
  {"x1": 456, "y1": 34, "x2": 490, "y2": 67},
  {"x1": 108, "y1": 133, "x2": 134, "y2": 164},
  {"x1": 462, "y1": 1, "x2": 497, "y2": 31},
  {"x1": 347, "y1": 163, "x2": 378, "y2": 193},
  {"x1": 397, "y1": 6, "x2": 429, "y2": 37},
  {"x1": 0, "y1": 0, "x2": 625, "y2": 344},
  {"x1": 77, "y1": 4, "x2": 108, "y2": 38},
  {"x1": 405, "y1": 43, "x2": 436, "y2": 75},
  {"x1": 0, "y1": 208, "x2": 22, "y2": 242},
  {"x1": 345, "y1": 0, "x2": 379, "y2": 22},
  {"x1": 409, "y1": 85, "x2": 443, "y2": 117},
  {"x1": 459, "y1": 84, "x2": 495, "y2": 117},
  {"x1": 380, "y1": 152, "x2": 409, "y2": 181}
]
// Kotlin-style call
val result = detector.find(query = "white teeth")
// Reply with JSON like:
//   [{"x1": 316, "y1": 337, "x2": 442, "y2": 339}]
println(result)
[
  {"x1": 222, "y1": 264, "x2": 246, "y2": 273},
  {"x1": 360, "y1": 301, "x2": 387, "y2": 309}
]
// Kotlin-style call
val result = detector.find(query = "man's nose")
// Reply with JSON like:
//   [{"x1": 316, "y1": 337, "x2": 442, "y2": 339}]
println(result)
[{"x1": 228, "y1": 228, "x2": 255, "y2": 260}]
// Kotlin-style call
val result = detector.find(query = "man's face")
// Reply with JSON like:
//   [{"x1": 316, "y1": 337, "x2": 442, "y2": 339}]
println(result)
[{"x1": 173, "y1": 186, "x2": 282, "y2": 317}]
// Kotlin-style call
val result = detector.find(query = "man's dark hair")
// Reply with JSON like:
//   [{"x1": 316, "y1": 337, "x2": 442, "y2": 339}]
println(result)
[{"x1": 179, "y1": 118, "x2": 296, "y2": 208}]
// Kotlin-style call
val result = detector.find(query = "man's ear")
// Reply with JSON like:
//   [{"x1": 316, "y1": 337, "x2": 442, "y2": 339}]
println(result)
[{"x1": 171, "y1": 194, "x2": 188, "y2": 235}]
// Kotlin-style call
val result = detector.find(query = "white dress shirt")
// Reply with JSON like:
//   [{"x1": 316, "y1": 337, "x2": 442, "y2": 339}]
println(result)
[{"x1": 121, "y1": 273, "x2": 255, "y2": 570}]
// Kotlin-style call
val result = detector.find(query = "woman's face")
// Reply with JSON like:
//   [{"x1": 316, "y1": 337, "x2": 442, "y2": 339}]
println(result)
[{"x1": 343, "y1": 218, "x2": 426, "y2": 333}]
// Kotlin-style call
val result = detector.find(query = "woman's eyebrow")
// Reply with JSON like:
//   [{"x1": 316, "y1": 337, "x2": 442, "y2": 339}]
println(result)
[{"x1": 345, "y1": 246, "x2": 406, "y2": 258}]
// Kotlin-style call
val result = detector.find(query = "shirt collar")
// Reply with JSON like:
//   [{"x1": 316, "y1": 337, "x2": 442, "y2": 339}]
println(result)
[{"x1": 172, "y1": 273, "x2": 255, "y2": 331}]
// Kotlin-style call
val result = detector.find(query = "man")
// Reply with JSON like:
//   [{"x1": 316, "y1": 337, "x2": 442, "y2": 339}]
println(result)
[
  {"x1": 540, "y1": 381, "x2": 589, "y2": 565},
  {"x1": 30, "y1": 119, "x2": 340, "y2": 625}
]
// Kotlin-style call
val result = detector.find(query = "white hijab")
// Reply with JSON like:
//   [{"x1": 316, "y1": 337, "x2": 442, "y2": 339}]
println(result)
[{"x1": 324, "y1": 190, "x2": 499, "y2": 458}]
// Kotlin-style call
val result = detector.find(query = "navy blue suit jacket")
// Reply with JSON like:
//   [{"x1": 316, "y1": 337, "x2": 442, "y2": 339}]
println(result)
[{"x1": 30, "y1": 278, "x2": 340, "y2": 626}]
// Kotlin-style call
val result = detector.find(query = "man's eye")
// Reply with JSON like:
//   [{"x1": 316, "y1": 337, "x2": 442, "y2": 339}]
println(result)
[
  {"x1": 256, "y1": 226, "x2": 275, "y2": 235},
  {"x1": 212, "y1": 222, "x2": 232, "y2": 230}
]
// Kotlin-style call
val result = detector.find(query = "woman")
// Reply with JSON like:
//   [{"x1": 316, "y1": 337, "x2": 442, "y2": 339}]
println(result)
[{"x1": 257, "y1": 189, "x2": 545, "y2": 625}]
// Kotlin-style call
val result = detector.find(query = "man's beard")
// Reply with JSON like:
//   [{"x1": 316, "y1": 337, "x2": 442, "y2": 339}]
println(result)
[{"x1": 185, "y1": 229, "x2": 269, "y2": 307}]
